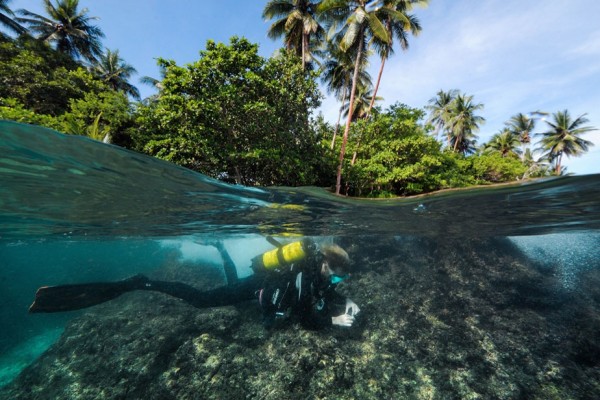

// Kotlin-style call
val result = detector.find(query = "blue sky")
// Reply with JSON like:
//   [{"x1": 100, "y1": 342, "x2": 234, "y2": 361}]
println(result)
[{"x1": 10, "y1": 0, "x2": 600, "y2": 174}]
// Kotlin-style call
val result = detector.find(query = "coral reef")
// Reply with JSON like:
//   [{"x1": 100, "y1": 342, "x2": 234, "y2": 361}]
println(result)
[{"x1": 1, "y1": 237, "x2": 599, "y2": 399}]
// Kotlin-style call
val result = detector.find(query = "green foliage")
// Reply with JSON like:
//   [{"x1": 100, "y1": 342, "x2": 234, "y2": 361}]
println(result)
[
  {"x1": 469, "y1": 152, "x2": 527, "y2": 183},
  {"x1": 0, "y1": 97, "x2": 62, "y2": 129},
  {"x1": 90, "y1": 48, "x2": 140, "y2": 99},
  {"x1": 0, "y1": 0, "x2": 26, "y2": 36},
  {"x1": 521, "y1": 148, "x2": 551, "y2": 179},
  {"x1": 425, "y1": 89, "x2": 484, "y2": 154},
  {"x1": 134, "y1": 37, "x2": 331, "y2": 186},
  {"x1": 262, "y1": 0, "x2": 325, "y2": 69},
  {"x1": 0, "y1": 37, "x2": 82, "y2": 115},
  {"x1": 16, "y1": 0, "x2": 105, "y2": 62},
  {"x1": 0, "y1": 15, "x2": 580, "y2": 197},
  {"x1": 342, "y1": 104, "x2": 531, "y2": 197},
  {"x1": 538, "y1": 110, "x2": 596, "y2": 175},
  {"x1": 63, "y1": 90, "x2": 134, "y2": 142},
  {"x1": 483, "y1": 129, "x2": 521, "y2": 158},
  {"x1": 0, "y1": 37, "x2": 134, "y2": 143},
  {"x1": 344, "y1": 103, "x2": 450, "y2": 196}
]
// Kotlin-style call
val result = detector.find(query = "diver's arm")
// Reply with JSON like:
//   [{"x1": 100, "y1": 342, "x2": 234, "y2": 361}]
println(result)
[
  {"x1": 331, "y1": 298, "x2": 360, "y2": 327},
  {"x1": 298, "y1": 289, "x2": 354, "y2": 329},
  {"x1": 344, "y1": 298, "x2": 360, "y2": 316},
  {"x1": 299, "y1": 299, "x2": 333, "y2": 329},
  {"x1": 331, "y1": 313, "x2": 355, "y2": 327}
]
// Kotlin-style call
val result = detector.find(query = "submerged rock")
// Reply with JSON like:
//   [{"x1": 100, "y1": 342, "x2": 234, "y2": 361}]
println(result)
[{"x1": 1, "y1": 237, "x2": 599, "y2": 399}]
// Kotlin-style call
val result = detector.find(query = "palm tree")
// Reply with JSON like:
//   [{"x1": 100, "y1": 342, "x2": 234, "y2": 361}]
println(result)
[
  {"x1": 367, "y1": 0, "x2": 425, "y2": 115},
  {"x1": 447, "y1": 93, "x2": 484, "y2": 154},
  {"x1": 17, "y1": 0, "x2": 104, "y2": 62},
  {"x1": 521, "y1": 148, "x2": 551, "y2": 179},
  {"x1": 318, "y1": 0, "x2": 390, "y2": 194},
  {"x1": 139, "y1": 60, "x2": 171, "y2": 104},
  {"x1": 505, "y1": 111, "x2": 548, "y2": 160},
  {"x1": 90, "y1": 49, "x2": 140, "y2": 99},
  {"x1": 321, "y1": 42, "x2": 371, "y2": 148},
  {"x1": 538, "y1": 110, "x2": 596, "y2": 174},
  {"x1": 425, "y1": 89, "x2": 458, "y2": 144},
  {"x1": 0, "y1": 0, "x2": 26, "y2": 36},
  {"x1": 342, "y1": 83, "x2": 379, "y2": 121},
  {"x1": 483, "y1": 129, "x2": 521, "y2": 158},
  {"x1": 507, "y1": 113, "x2": 533, "y2": 148},
  {"x1": 263, "y1": 0, "x2": 325, "y2": 70}
]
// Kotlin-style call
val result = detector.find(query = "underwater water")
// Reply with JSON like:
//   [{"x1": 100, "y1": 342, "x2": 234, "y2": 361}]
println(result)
[{"x1": 1, "y1": 120, "x2": 600, "y2": 399}]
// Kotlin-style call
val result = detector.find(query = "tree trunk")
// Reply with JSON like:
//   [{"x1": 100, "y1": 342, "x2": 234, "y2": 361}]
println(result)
[
  {"x1": 335, "y1": 37, "x2": 363, "y2": 195},
  {"x1": 368, "y1": 19, "x2": 392, "y2": 116},
  {"x1": 453, "y1": 133, "x2": 460, "y2": 152},
  {"x1": 352, "y1": 56, "x2": 386, "y2": 166},
  {"x1": 234, "y1": 165, "x2": 243, "y2": 185},
  {"x1": 351, "y1": 136, "x2": 360, "y2": 165},
  {"x1": 302, "y1": 33, "x2": 307, "y2": 70},
  {"x1": 367, "y1": 55, "x2": 386, "y2": 116},
  {"x1": 331, "y1": 85, "x2": 347, "y2": 150},
  {"x1": 555, "y1": 153, "x2": 563, "y2": 175}
]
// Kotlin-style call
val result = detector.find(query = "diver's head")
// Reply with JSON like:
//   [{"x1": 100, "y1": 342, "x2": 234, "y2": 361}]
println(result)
[{"x1": 319, "y1": 244, "x2": 351, "y2": 284}]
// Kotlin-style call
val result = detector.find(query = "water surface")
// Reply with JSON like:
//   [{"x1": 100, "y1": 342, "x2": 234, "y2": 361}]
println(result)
[{"x1": 1, "y1": 121, "x2": 599, "y2": 398}]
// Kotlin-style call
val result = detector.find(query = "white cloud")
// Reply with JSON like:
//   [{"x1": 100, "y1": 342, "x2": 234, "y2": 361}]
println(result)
[{"x1": 569, "y1": 30, "x2": 600, "y2": 57}]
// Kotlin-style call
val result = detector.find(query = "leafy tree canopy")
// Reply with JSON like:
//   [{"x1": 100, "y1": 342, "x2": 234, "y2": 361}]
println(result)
[
  {"x1": 134, "y1": 36, "x2": 332, "y2": 187},
  {"x1": 0, "y1": 36, "x2": 81, "y2": 115},
  {"x1": 0, "y1": 37, "x2": 134, "y2": 142},
  {"x1": 344, "y1": 103, "x2": 450, "y2": 196},
  {"x1": 342, "y1": 103, "x2": 531, "y2": 197},
  {"x1": 469, "y1": 152, "x2": 527, "y2": 183}
]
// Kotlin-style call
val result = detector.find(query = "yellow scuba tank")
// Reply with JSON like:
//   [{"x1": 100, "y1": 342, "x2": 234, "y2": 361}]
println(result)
[{"x1": 252, "y1": 238, "x2": 316, "y2": 272}]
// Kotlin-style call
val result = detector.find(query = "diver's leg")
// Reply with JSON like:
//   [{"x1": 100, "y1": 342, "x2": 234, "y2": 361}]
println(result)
[
  {"x1": 30, "y1": 274, "x2": 262, "y2": 313},
  {"x1": 29, "y1": 274, "x2": 149, "y2": 313},
  {"x1": 138, "y1": 274, "x2": 260, "y2": 308},
  {"x1": 213, "y1": 241, "x2": 238, "y2": 285}
]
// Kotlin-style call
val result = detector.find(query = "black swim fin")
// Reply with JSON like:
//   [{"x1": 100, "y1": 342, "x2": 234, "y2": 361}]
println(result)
[{"x1": 28, "y1": 275, "x2": 149, "y2": 313}]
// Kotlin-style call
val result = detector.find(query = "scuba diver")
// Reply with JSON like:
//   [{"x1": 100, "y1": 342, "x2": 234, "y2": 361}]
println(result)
[{"x1": 28, "y1": 239, "x2": 361, "y2": 330}]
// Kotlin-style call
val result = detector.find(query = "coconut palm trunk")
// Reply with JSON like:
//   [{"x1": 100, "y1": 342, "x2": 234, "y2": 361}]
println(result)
[
  {"x1": 336, "y1": 36, "x2": 364, "y2": 195},
  {"x1": 555, "y1": 153, "x2": 563, "y2": 175},
  {"x1": 453, "y1": 134, "x2": 460, "y2": 152},
  {"x1": 352, "y1": 46, "x2": 386, "y2": 167},
  {"x1": 351, "y1": 136, "x2": 361, "y2": 165},
  {"x1": 302, "y1": 32, "x2": 307, "y2": 69},
  {"x1": 367, "y1": 55, "x2": 385, "y2": 114},
  {"x1": 331, "y1": 84, "x2": 347, "y2": 150},
  {"x1": 367, "y1": 18, "x2": 393, "y2": 116}
]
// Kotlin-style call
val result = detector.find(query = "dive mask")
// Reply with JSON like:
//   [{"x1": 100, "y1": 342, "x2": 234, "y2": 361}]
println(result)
[{"x1": 329, "y1": 274, "x2": 349, "y2": 285}]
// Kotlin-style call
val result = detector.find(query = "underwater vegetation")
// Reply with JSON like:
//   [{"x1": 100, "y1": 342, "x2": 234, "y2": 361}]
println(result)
[{"x1": 1, "y1": 236, "x2": 598, "y2": 400}]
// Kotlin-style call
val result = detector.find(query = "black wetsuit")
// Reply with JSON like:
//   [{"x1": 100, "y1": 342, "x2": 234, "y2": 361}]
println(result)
[
  {"x1": 136, "y1": 261, "x2": 347, "y2": 330},
  {"x1": 29, "y1": 241, "x2": 348, "y2": 329}
]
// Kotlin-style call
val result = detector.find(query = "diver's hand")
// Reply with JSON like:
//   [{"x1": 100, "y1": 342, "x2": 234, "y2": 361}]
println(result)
[
  {"x1": 332, "y1": 313, "x2": 355, "y2": 327},
  {"x1": 345, "y1": 298, "x2": 360, "y2": 316}
]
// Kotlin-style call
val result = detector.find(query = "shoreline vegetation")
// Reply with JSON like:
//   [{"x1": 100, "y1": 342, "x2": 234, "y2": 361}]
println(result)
[
  {"x1": 0, "y1": 0, "x2": 596, "y2": 198},
  {"x1": 360, "y1": 175, "x2": 551, "y2": 201}
]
